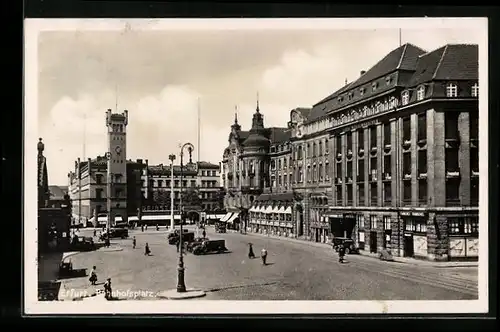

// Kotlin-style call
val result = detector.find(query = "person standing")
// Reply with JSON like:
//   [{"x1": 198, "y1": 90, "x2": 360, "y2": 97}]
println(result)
[
  {"x1": 89, "y1": 266, "x2": 97, "y2": 285},
  {"x1": 338, "y1": 244, "x2": 346, "y2": 263},
  {"x1": 132, "y1": 236, "x2": 136, "y2": 249},
  {"x1": 104, "y1": 278, "x2": 112, "y2": 300},
  {"x1": 248, "y1": 243, "x2": 255, "y2": 259},
  {"x1": 202, "y1": 229, "x2": 206, "y2": 239},
  {"x1": 260, "y1": 248, "x2": 268, "y2": 265},
  {"x1": 145, "y1": 242, "x2": 151, "y2": 256}
]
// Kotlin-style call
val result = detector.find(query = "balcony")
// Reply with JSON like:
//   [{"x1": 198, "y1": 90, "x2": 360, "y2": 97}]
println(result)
[
  {"x1": 384, "y1": 173, "x2": 392, "y2": 181},
  {"x1": 446, "y1": 171, "x2": 460, "y2": 179},
  {"x1": 336, "y1": 178, "x2": 342, "y2": 185},
  {"x1": 358, "y1": 148, "x2": 365, "y2": 157},
  {"x1": 383, "y1": 144, "x2": 391, "y2": 152},
  {"x1": 418, "y1": 172, "x2": 427, "y2": 180},
  {"x1": 345, "y1": 176, "x2": 353, "y2": 184},
  {"x1": 347, "y1": 150, "x2": 353, "y2": 159},
  {"x1": 472, "y1": 170, "x2": 479, "y2": 177},
  {"x1": 336, "y1": 152, "x2": 342, "y2": 161},
  {"x1": 403, "y1": 173, "x2": 412, "y2": 180},
  {"x1": 402, "y1": 139, "x2": 411, "y2": 149},
  {"x1": 369, "y1": 174, "x2": 378, "y2": 182},
  {"x1": 445, "y1": 138, "x2": 460, "y2": 149},
  {"x1": 370, "y1": 146, "x2": 378, "y2": 155}
]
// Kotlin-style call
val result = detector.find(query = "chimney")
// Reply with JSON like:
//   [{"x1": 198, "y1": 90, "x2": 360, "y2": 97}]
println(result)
[{"x1": 360, "y1": 70, "x2": 366, "y2": 76}]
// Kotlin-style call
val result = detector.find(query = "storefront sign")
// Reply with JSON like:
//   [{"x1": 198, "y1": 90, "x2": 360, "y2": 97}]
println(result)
[
  {"x1": 344, "y1": 214, "x2": 356, "y2": 219},
  {"x1": 401, "y1": 211, "x2": 426, "y2": 217},
  {"x1": 329, "y1": 214, "x2": 343, "y2": 218},
  {"x1": 330, "y1": 96, "x2": 399, "y2": 127}
]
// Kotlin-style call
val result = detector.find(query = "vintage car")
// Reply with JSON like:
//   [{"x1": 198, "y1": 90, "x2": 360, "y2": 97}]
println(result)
[
  {"x1": 99, "y1": 228, "x2": 129, "y2": 240},
  {"x1": 70, "y1": 236, "x2": 96, "y2": 251},
  {"x1": 58, "y1": 259, "x2": 73, "y2": 277},
  {"x1": 168, "y1": 231, "x2": 195, "y2": 245},
  {"x1": 331, "y1": 237, "x2": 360, "y2": 254},
  {"x1": 186, "y1": 237, "x2": 208, "y2": 252},
  {"x1": 192, "y1": 239, "x2": 228, "y2": 255},
  {"x1": 215, "y1": 222, "x2": 226, "y2": 233}
]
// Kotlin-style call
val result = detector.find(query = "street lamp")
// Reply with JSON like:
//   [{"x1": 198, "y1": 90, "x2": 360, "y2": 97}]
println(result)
[
  {"x1": 104, "y1": 152, "x2": 114, "y2": 238},
  {"x1": 169, "y1": 154, "x2": 176, "y2": 230},
  {"x1": 177, "y1": 142, "x2": 194, "y2": 293}
]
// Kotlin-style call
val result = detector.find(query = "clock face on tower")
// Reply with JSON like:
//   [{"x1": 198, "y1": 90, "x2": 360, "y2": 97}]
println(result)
[{"x1": 115, "y1": 146, "x2": 122, "y2": 155}]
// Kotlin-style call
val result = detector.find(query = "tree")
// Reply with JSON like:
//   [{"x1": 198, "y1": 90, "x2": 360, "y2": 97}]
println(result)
[
  {"x1": 182, "y1": 187, "x2": 201, "y2": 209},
  {"x1": 152, "y1": 189, "x2": 171, "y2": 207},
  {"x1": 214, "y1": 188, "x2": 226, "y2": 211}
]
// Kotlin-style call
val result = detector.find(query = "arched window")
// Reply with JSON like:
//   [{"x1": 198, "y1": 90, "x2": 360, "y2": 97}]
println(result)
[
  {"x1": 318, "y1": 141, "x2": 323, "y2": 156},
  {"x1": 446, "y1": 83, "x2": 458, "y2": 97}
]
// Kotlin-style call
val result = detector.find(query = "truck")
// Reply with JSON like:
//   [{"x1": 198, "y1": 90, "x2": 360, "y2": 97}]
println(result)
[{"x1": 168, "y1": 231, "x2": 195, "y2": 245}]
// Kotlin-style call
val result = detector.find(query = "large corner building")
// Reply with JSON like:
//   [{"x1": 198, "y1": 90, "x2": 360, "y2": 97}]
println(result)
[{"x1": 221, "y1": 43, "x2": 479, "y2": 261}]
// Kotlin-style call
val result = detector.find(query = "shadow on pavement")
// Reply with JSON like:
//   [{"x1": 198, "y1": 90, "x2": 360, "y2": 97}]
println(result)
[
  {"x1": 58, "y1": 268, "x2": 87, "y2": 279},
  {"x1": 263, "y1": 262, "x2": 275, "y2": 266},
  {"x1": 206, "y1": 281, "x2": 280, "y2": 293}
]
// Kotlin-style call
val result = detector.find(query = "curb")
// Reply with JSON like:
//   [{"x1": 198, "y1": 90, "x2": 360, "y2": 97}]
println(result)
[
  {"x1": 97, "y1": 246, "x2": 124, "y2": 252},
  {"x1": 358, "y1": 251, "x2": 478, "y2": 268},
  {"x1": 157, "y1": 289, "x2": 206, "y2": 300}
]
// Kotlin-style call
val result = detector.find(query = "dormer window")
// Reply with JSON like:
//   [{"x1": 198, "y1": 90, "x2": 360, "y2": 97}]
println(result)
[
  {"x1": 360, "y1": 87, "x2": 365, "y2": 96},
  {"x1": 472, "y1": 83, "x2": 479, "y2": 97},
  {"x1": 417, "y1": 85, "x2": 425, "y2": 101},
  {"x1": 338, "y1": 96, "x2": 343, "y2": 103},
  {"x1": 402, "y1": 91, "x2": 410, "y2": 105},
  {"x1": 372, "y1": 82, "x2": 378, "y2": 91},
  {"x1": 385, "y1": 76, "x2": 392, "y2": 85},
  {"x1": 446, "y1": 83, "x2": 458, "y2": 97}
]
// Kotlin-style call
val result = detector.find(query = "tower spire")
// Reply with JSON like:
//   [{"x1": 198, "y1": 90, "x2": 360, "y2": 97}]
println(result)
[
  {"x1": 234, "y1": 105, "x2": 238, "y2": 124},
  {"x1": 256, "y1": 91, "x2": 260, "y2": 112}
]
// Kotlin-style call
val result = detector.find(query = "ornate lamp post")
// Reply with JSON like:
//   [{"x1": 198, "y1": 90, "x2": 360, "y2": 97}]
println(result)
[
  {"x1": 177, "y1": 142, "x2": 194, "y2": 293},
  {"x1": 169, "y1": 154, "x2": 176, "y2": 230}
]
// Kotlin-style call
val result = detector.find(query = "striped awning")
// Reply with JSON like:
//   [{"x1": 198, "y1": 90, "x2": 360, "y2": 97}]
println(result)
[
  {"x1": 264, "y1": 206, "x2": 273, "y2": 214},
  {"x1": 227, "y1": 213, "x2": 239, "y2": 223},
  {"x1": 284, "y1": 206, "x2": 292, "y2": 214},
  {"x1": 220, "y1": 212, "x2": 233, "y2": 222},
  {"x1": 278, "y1": 206, "x2": 285, "y2": 213}
]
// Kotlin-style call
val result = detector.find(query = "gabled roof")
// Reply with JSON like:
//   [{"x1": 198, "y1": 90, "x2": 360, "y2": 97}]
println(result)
[
  {"x1": 255, "y1": 192, "x2": 295, "y2": 202},
  {"x1": 407, "y1": 44, "x2": 478, "y2": 87},
  {"x1": 197, "y1": 161, "x2": 220, "y2": 169},
  {"x1": 268, "y1": 127, "x2": 291, "y2": 144}
]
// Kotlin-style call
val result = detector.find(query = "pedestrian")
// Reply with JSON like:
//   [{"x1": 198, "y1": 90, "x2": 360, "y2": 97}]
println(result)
[
  {"x1": 93, "y1": 229, "x2": 96, "y2": 237},
  {"x1": 202, "y1": 229, "x2": 206, "y2": 239},
  {"x1": 338, "y1": 244, "x2": 346, "y2": 263},
  {"x1": 248, "y1": 243, "x2": 255, "y2": 259},
  {"x1": 156, "y1": 224, "x2": 159, "y2": 231},
  {"x1": 176, "y1": 239, "x2": 180, "y2": 252},
  {"x1": 132, "y1": 236, "x2": 136, "y2": 249},
  {"x1": 260, "y1": 248, "x2": 268, "y2": 265},
  {"x1": 145, "y1": 224, "x2": 148, "y2": 231},
  {"x1": 141, "y1": 224, "x2": 144, "y2": 232},
  {"x1": 104, "y1": 278, "x2": 112, "y2": 300},
  {"x1": 89, "y1": 266, "x2": 97, "y2": 285},
  {"x1": 145, "y1": 242, "x2": 151, "y2": 256}
]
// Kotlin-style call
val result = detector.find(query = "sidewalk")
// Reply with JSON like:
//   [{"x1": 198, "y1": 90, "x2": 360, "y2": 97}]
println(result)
[{"x1": 242, "y1": 230, "x2": 331, "y2": 249}]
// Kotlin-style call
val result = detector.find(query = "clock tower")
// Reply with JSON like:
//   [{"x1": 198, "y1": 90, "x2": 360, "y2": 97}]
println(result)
[{"x1": 106, "y1": 109, "x2": 128, "y2": 225}]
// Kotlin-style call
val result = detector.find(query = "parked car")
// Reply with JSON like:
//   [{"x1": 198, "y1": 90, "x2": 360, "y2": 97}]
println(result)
[
  {"x1": 186, "y1": 237, "x2": 208, "y2": 252},
  {"x1": 100, "y1": 228, "x2": 129, "y2": 240},
  {"x1": 192, "y1": 239, "x2": 227, "y2": 255},
  {"x1": 331, "y1": 237, "x2": 359, "y2": 254},
  {"x1": 70, "y1": 236, "x2": 96, "y2": 251},
  {"x1": 168, "y1": 231, "x2": 195, "y2": 245},
  {"x1": 58, "y1": 260, "x2": 73, "y2": 277}
]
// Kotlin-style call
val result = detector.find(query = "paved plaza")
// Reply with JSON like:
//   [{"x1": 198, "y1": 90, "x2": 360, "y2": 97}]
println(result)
[{"x1": 54, "y1": 226, "x2": 478, "y2": 301}]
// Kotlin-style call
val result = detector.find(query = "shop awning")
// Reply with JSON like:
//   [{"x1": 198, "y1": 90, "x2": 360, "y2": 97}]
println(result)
[
  {"x1": 271, "y1": 207, "x2": 280, "y2": 213},
  {"x1": 278, "y1": 206, "x2": 285, "y2": 213},
  {"x1": 220, "y1": 212, "x2": 233, "y2": 222},
  {"x1": 227, "y1": 213, "x2": 239, "y2": 224},
  {"x1": 284, "y1": 206, "x2": 292, "y2": 214},
  {"x1": 264, "y1": 206, "x2": 273, "y2": 214},
  {"x1": 249, "y1": 206, "x2": 258, "y2": 213}
]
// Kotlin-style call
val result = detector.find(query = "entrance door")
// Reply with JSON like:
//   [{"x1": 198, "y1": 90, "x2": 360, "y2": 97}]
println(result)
[
  {"x1": 370, "y1": 231, "x2": 377, "y2": 253},
  {"x1": 404, "y1": 235, "x2": 414, "y2": 257}
]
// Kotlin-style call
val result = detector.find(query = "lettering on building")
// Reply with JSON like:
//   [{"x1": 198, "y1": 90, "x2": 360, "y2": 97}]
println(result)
[{"x1": 330, "y1": 96, "x2": 399, "y2": 128}]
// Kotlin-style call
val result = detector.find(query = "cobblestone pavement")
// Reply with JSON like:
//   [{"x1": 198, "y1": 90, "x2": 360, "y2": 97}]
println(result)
[{"x1": 59, "y1": 226, "x2": 478, "y2": 301}]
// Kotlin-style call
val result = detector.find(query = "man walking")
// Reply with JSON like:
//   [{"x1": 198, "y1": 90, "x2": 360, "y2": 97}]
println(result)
[
  {"x1": 132, "y1": 236, "x2": 136, "y2": 249},
  {"x1": 260, "y1": 248, "x2": 268, "y2": 265}
]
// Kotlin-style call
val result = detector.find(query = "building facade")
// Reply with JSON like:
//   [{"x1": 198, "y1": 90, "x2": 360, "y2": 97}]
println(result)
[
  {"x1": 37, "y1": 138, "x2": 50, "y2": 208},
  {"x1": 222, "y1": 43, "x2": 479, "y2": 261}
]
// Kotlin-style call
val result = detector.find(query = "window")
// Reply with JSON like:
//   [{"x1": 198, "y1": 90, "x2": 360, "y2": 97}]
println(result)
[
  {"x1": 446, "y1": 83, "x2": 458, "y2": 97},
  {"x1": 449, "y1": 217, "x2": 478, "y2": 235},
  {"x1": 319, "y1": 164, "x2": 324, "y2": 181},
  {"x1": 372, "y1": 82, "x2": 378, "y2": 91},
  {"x1": 347, "y1": 185, "x2": 353, "y2": 204},
  {"x1": 470, "y1": 112, "x2": 478, "y2": 141},
  {"x1": 358, "y1": 215, "x2": 365, "y2": 229},
  {"x1": 471, "y1": 177, "x2": 479, "y2": 204},
  {"x1": 385, "y1": 76, "x2": 392, "y2": 85},
  {"x1": 446, "y1": 178, "x2": 460, "y2": 204},
  {"x1": 370, "y1": 156, "x2": 377, "y2": 179},
  {"x1": 418, "y1": 113, "x2": 427, "y2": 142},
  {"x1": 418, "y1": 150, "x2": 427, "y2": 174},
  {"x1": 445, "y1": 112, "x2": 459, "y2": 140},
  {"x1": 405, "y1": 219, "x2": 427, "y2": 233},
  {"x1": 358, "y1": 185, "x2": 365, "y2": 206},
  {"x1": 360, "y1": 87, "x2": 365, "y2": 96},
  {"x1": 358, "y1": 130, "x2": 365, "y2": 151},
  {"x1": 325, "y1": 139, "x2": 329, "y2": 154},
  {"x1": 336, "y1": 136, "x2": 342, "y2": 155},
  {"x1": 95, "y1": 174, "x2": 103, "y2": 184},
  {"x1": 383, "y1": 182, "x2": 392, "y2": 204},
  {"x1": 402, "y1": 117, "x2": 411, "y2": 142},
  {"x1": 402, "y1": 91, "x2": 410, "y2": 105},
  {"x1": 115, "y1": 188, "x2": 122, "y2": 198},
  {"x1": 157, "y1": 180, "x2": 163, "y2": 188},
  {"x1": 383, "y1": 155, "x2": 391, "y2": 178},
  {"x1": 418, "y1": 179, "x2": 427, "y2": 202},
  {"x1": 297, "y1": 145, "x2": 303, "y2": 159},
  {"x1": 336, "y1": 185, "x2": 343, "y2": 204},
  {"x1": 370, "y1": 126, "x2": 377, "y2": 148},
  {"x1": 471, "y1": 83, "x2": 479, "y2": 97},
  {"x1": 370, "y1": 215, "x2": 377, "y2": 229},
  {"x1": 114, "y1": 174, "x2": 123, "y2": 183},
  {"x1": 336, "y1": 162, "x2": 342, "y2": 180},
  {"x1": 383, "y1": 122, "x2": 391, "y2": 146},
  {"x1": 307, "y1": 143, "x2": 311, "y2": 157},
  {"x1": 298, "y1": 167, "x2": 303, "y2": 182},
  {"x1": 357, "y1": 159, "x2": 365, "y2": 182},
  {"x1": 471, "y1": 147, "x2": 479, "y2": 173},
  {"x1": 383, "y1": 216, "x2": 391, "y2": 230},
  {"x1": 417, "y1": 85, "x2": 425, "y2": 101},
  {"x1": 403, "y1": 152, "x2": 411, "y2": 176},
  {"x1": 347, "y1": 161, "x2": 353, "y2": 179},
  {"x1": 318, "y1": 141, "x2": 323, "y2": 156},
  {"x1": 403, "y1": 181, "x2": 411, "y2": 203},
  {"x1": 445, "y1": 148, "x2": 459, "y2": 172},
  {"x1": 370, "y1": 183, "x2": 378, "y2": 205},
  {"x1": 96, "y1": 188, "x2": 103, "y2": 199},
  {"x1": 347, "y1": 132, "x2": 353, "y2": 152}
]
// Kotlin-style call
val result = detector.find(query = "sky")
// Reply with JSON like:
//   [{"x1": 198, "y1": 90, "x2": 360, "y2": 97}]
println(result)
[{"x1": 33, "y1": 20, "x2": 484, "y2": 185}]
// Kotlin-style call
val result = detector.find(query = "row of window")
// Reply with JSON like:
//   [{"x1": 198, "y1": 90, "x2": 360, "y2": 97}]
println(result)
[
  {"x1": 200, "y1": 170, "x2": 218, "y2": 177},
  {"x1": 337, "y1": 74, "x2": 395, "y2": 104},
  {"x1": 111, "y1": 124, "x2": 125, "y2": 133},
  {"x1": 293, "y1": 138, "x2": 330, "y2": 160},
  {"x1": 401, "y1": 82, "x2": 479, "y2": 106}
]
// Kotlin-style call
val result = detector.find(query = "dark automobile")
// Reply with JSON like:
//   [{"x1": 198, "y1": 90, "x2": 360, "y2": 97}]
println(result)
[
  {"x1": 58, "y1": 260, "x2": 73, "y2": 277},
  {"x1": 168, "y1": 231, "x2": 195, "y2": 245},
  {"x1": 70, "y1": 236, "x2": 96, "y2": 251},
  {"x1": 186, "y1": 237, "x2": 208, "y2": 252},
  {"x1": 192, "y1": 239, "x2": 227, "y2": 255},
  {"x1": 215, "y1": 222, "x2": 226, "y2": 233},
  {"x1": 100, "y1": 228, "x2": 129, "y2": 240},
  {"x1": 331, "y1": 237, "x2": 359, "y2": 254}
]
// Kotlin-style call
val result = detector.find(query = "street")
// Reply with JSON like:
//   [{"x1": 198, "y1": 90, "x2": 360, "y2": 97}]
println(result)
[{"x1": 60, "y1": 226, "x2": 478, "y2": 301}]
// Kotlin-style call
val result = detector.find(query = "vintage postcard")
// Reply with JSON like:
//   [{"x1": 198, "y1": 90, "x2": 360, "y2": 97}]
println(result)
[{"x1": 24, "y1": 18, "x2": 488, "y2": 315}]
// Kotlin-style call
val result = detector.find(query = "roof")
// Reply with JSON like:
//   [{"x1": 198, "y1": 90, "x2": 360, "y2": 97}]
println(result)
[
  {"x1": 49, "y1": 185, "x2": 68, "y2": 200},
  {"x1": 268, "y1": 127, "x2": 291, "y2": 144},
  {"x1": 310, "y1": 43, "x2": 427, "y2": 118},
  {"x1": 254, "y1": 192, "x2": 295, "y2": 202},
  {"x1": 295, "y1": 107, "x2": 312, "y2": 119},
  {"x1": 197, "y1": 161, "x2": 220, "y2": 169},
  {"x1": 407, "y1": 44, "x2": 478, "y2": 87},
  {"x1": 242, "y1": 132, "x2": 270, "y2": 147}
]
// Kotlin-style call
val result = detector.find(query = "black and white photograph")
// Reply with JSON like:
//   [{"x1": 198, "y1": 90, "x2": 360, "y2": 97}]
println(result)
[{"x1": 25, "y1": 18, "x2": 488, "y2": 314}]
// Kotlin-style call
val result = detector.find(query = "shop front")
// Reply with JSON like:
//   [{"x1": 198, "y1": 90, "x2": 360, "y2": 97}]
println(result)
[
  {"x1": 249, "y1": 202, "x2": 294, "y2": 237},
  {"x1": 400, "y1": 211, "x2": 428, "y2": 259},
  {"x1": 446, "y1": 215, "x2": 479, "y2": 261},
  {"x1": 327, "y1": 212, "x2": 357, "y2": 244}
]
